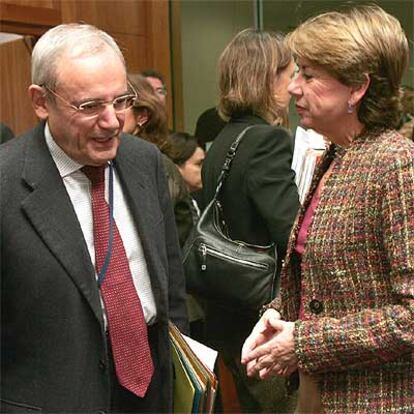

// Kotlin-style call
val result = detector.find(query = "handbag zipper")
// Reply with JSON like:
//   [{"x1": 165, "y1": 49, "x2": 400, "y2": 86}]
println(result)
[{"x1": 199, "y1": 243, "x2": 269, "y2": 271}]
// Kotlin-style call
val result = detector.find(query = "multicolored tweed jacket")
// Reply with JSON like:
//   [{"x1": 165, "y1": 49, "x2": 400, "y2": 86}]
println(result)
[{"x1": 269, "y1": 129, "x2": 414, "y2": 413}]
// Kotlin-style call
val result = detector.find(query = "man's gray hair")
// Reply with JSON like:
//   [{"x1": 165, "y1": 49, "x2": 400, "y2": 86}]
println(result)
[{"x1": 32, "y1": 23, "x2": 126, "y2": 90}]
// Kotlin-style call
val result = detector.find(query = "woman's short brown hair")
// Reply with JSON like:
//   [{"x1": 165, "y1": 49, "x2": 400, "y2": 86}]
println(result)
[
  {"x1": 218, "y1": 28, "x2": 292, "y2": 125},
  {"x1": 287, "y1": 5, "x2": 409, "y2": 130}
]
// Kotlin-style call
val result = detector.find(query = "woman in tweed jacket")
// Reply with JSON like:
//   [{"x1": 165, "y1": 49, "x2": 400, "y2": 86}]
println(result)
[{"x1": 241, "y1": 5, "x2": 414, "y2": 413}]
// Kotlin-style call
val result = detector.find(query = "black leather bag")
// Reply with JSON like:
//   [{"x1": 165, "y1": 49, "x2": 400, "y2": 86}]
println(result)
[{"x1": 182, "y1": 126, "x2": 278, "y2": 311}]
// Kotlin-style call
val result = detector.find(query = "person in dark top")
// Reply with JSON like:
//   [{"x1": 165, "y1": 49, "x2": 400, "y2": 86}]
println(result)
[
  {"x1": 0, "y1": 122, "x2": 15, "y2": 144},
  {"x1": 200, "y1": 28, "x2": 300, "y2": 413},
  {"x1": 194, "y1": 107, "x2": 226, "y2": 151},
  {"x1": 124, "y1": 74, "x2": 193, "y2": 247}
]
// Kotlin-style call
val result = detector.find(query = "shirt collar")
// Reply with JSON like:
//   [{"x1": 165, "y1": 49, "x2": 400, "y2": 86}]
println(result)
[{"x1": 44, "y1": 122, "x2": 84, "y2": 178}]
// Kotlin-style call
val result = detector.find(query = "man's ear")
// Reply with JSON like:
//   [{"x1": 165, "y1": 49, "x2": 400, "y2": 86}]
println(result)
[
  {"x1": 28, "y1": 85, "x2": 49, "y2": 120},
  {"x1": 350, "y1": 73, "x2": 370, "y2": 107}
]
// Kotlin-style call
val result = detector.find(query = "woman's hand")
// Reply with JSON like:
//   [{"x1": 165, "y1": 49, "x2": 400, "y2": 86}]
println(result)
[{"x1": 241, "y1": 311, "x2": 298, "y2": 379}]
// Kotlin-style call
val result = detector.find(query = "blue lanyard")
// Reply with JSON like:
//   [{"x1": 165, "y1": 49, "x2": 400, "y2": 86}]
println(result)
[{"x1": 97, "y1": 162, "x2": 114, "y2": 287}]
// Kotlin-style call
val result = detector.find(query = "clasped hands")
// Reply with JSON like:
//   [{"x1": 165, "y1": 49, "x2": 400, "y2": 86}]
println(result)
[{"x1": 241, "y1": 309, "x2": 298, "y2": 379}]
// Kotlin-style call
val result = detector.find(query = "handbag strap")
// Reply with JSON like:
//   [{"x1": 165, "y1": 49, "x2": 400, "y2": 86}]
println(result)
[{"x1": 214, "y1": 125, "x2": 254, "y2": 198}]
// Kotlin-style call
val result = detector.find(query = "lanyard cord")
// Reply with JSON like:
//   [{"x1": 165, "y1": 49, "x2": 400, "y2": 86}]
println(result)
[{"x1": 97, "y1": 161, "x2": 114, "y2": 287}]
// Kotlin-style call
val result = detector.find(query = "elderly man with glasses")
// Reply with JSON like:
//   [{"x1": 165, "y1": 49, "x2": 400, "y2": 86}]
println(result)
[{"x1": 0, "y1": 23, "x2": 188, "y2": 413}]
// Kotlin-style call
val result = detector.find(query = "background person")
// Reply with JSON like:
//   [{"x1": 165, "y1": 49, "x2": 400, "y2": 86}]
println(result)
[
  {"x1": 168, "y1": 131, "x2": 205, "y2": 194},
  {"x1": 200, "y1": 28, "x2": 300, "y2": 413},
  {"x1": 0, "y1": 122, "x2": 15, "y2": 144},
  {"x1": 194, "y1": 106, "x2": 226, "y2": 151},
  {"x1": 168, "y1": 131, "x2": 206, "y2": 340},
  {"x1": 141, "y1": 69, "x2": 167, "y2": 106},
  {"x1": 242, "y1": 6, "x2": 414, "y2": 414},
  {"x1": 1, "y1": 23, "x2": 188, "y2": 413},
  {"x1": 124, "y1": 74, "x2": 193, "y2": 247}
]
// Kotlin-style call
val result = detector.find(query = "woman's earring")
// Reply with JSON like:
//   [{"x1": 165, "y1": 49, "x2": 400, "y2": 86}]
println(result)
[
  {"x1": 347, "y1": 101, "x2": 354, "y2": 114},
  {"x1": 132, "y1": 123, "x2": 143, "y2": 136}
]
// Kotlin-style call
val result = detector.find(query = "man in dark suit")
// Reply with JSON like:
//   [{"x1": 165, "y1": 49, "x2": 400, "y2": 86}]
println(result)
[{"x1": 0, "y1": 23, "x2": 188, "y2": 413}]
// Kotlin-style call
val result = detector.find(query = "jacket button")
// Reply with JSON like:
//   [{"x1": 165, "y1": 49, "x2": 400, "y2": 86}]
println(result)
[{"x1": 309, "y1": 299, "x2": 323, "y2": 314}]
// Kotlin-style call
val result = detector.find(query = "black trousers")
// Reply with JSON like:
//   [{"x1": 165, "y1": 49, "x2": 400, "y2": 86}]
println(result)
[{"x1": 108, "y1": 324, "x2": 163, "y2": 413}]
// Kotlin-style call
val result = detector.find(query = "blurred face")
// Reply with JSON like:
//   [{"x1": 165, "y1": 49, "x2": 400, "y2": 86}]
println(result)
[
  {"x1": 274, "y1": 59, "x2": 295, "y2": 110},
  {"x1": 288, "y1": 58, "x2": 354, "y2": 137},
  {"x1": 146, "y1": 76, "x2": 167, "y2": 105},
  {"x1": 35, "y1": 48, "x2": 128, "y2": 166},
  {"x1": 178, "y1": 146, "x2": 205, "y2": 193}
]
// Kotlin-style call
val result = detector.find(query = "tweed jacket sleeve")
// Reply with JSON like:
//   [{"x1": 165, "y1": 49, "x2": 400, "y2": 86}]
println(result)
[{"x1": 293, "y1": 132, "x2": 414, "y2": 374}]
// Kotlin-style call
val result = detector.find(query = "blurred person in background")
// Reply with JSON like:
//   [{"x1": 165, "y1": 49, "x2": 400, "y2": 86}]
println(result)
[
  {"x1": 168, "y1": 131, "x2": 206, "y2": 340},
  {"x1": 141, "y1": 69, "x2": 167, "y2": 106},
  {"x1": 194, "y1": 107, "x2": 226, "y2": 151},
  {"x1": 168, "y1": 131, "x2": 205, "y2": 195},
  {"x1": 0, "y1": 122, "x2": 15, "y2": 144},
  {"x1": 124, "y1": 74, "x2": 193, "y2": 248}
]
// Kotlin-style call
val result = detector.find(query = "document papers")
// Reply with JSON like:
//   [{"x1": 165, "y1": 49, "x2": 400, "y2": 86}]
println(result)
[
  {"x1": 292, "y1": 126, "x2": 327, "y2": 203},
  {"x1": 169, "y1": 322, "x2": 218, "y2": 414}
]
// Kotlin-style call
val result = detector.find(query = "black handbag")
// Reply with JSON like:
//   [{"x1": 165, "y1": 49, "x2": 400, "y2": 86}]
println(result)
[{"x1": 182, "y1": 126, "x2": 279, "y2": 311}]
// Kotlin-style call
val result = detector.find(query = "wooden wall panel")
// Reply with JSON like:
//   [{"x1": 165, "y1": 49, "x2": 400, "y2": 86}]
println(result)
[
  {"x1": 0, "y1": 0, "x2": 182, "y2": 133},
  {"x1": 144, "y1": 0, "x2": 173, "y2": 127},
  {"x1": 115, "y1": 33, "x2": 147, "y2": 74},
  {"x1": 95, "y1": 0, "x2": 146, "y2": 36},
  {"x1": 0, "y1": 35, "x2": 37, "y2": 136},
  {"x1": 170, "y1": 0, "x2": 184, "y2": 131},
  {"x1": 0, "y1": 1, "x2": 61, "y2": 36},
  {"x1": 3, "y1": 0, "x2": 58, "y2": 8},
  {"x1": 60, "y1": 0, "x2": 99, "y2": 25},
  {"x1": 61, "y1": 1, "x2": 149, "y2": 73}
]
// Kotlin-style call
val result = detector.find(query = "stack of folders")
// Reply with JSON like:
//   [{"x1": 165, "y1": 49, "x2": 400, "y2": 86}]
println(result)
[
  {"x1": 169, "y1": 322, "x2": 218, "y2": 414},
  {"x1": 292, "y1": 126, "x2": 328, "y2": 204}
]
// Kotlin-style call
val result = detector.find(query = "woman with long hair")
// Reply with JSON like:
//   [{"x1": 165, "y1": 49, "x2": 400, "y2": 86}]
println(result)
[{"x1": 200, "y1": 28, "x2": 300, "y2": 412}]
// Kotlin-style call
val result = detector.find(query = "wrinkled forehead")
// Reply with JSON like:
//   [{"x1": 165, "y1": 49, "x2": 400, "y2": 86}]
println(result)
[{"x1": 55, "y1": 45, "x2": 127, "y2": 87}]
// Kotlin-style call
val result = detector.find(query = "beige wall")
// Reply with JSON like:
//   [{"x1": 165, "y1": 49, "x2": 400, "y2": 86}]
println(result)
[
  {"x1": 179, "y1": 0, "x2": 413, "y2": 135},
  {"x1": 262, "y1": 0, "x2": 413, "y2": 87},
  {"x1": 0, "y1": 0, "x2": 174, "y2": 135},
  {"x1": 180, "y1": 0, "x2": 254, "y2": 134}
]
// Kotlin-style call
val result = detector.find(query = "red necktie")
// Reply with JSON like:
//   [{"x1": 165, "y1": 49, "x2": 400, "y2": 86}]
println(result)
[{"x1": 82, "y1": 165, "x2": 154, "y2": 398}]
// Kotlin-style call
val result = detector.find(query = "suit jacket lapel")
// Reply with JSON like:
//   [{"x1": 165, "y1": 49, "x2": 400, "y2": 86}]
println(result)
[{"x1": 21, "y1": 124, "x2": 104, "y2": 327}]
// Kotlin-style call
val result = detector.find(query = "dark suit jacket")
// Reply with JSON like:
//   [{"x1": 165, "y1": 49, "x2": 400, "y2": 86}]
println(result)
[
  {"x1": 200, "y1": 113, "x2": 299, "y2": 353},
  {"x1": 0, "y1": 123, "x2": 188, "y2": 413}
]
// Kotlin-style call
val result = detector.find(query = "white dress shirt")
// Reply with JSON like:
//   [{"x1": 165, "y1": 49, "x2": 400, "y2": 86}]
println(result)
[{"x1": 44, "y1": 123, "x2": 157, "y2": 324}]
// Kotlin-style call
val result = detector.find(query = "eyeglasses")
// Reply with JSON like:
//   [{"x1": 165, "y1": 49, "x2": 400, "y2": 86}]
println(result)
[{"x1": 42, "y1": 85, "x2": 137, "y2": 119}]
